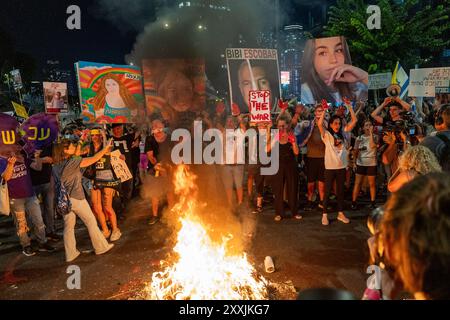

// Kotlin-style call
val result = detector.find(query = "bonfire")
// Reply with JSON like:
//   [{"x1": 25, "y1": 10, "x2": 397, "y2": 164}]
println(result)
[{"x1": 148, "y1": 165, "x2": 268, "y2": 300}]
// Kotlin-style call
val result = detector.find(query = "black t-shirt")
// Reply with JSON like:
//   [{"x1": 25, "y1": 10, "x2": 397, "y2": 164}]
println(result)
[
  {"x1": 30, "y1": 144, "x2": 53, "y2": 186},
  {"x1": 112, "y1": 134, "x2": 134, "y2": 169},
  {"x1": 144, "y1": 135, "x2": 173, "y2": 167}
]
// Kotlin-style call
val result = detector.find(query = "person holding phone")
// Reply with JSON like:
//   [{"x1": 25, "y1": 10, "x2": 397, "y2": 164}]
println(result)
[
  {"x1": 52, "y1": 138, "x2": 115, "y2": 262},
  {"x1": 318, "y1": 98, "x2": 357, "y2": 226}
]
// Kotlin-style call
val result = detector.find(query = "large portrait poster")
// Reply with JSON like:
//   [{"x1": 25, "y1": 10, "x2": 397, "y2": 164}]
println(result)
[
  {"x1": 226, "y1": 48, "x2": 281, "y2": 114},
  {"x1": 43, "y1": 82, "x2": 68, "y2": 114},
  {"x1": 75, "y1": 61, "x2": 145, "y2": 124},
  {"x1": 300, "y1": 36, "x2": 368, "y2": 106},
  {"x1": 142, "y1": 59, "x2": 206, "y2": 125}
]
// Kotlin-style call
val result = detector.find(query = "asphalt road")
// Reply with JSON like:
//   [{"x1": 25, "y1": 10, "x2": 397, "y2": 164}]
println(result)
[{"x1": 0, "y1": 190, "x2": 373, "y2": 300}]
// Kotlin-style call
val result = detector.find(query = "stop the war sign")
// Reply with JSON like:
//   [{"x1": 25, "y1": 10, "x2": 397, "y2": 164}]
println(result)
[{"x1": 249, "y1": 90, "x2": 271, "y2": 123}]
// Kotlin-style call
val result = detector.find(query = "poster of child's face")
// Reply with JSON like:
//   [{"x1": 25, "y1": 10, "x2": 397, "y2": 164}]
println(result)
[
  {"x1": 43, "y1": 82, "x2": 68, "y2": 114},
  {"x1": 226, "y1": 48, "x2": 281, "y2": 114},
  {"x1": 75, "y1": 61, "x2": 146, "y2": 124},
  {"x1": 142, "y1": 59, "x2": 206, "y2": 125},
  {"x1": 300, "y1": 36, "x2": 368, "y2": 106}
]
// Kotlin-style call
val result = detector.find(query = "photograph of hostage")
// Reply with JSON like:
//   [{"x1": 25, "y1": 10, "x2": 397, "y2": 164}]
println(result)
[{"x1": 301, "y1": 36, "x2": 368, "y2": 105}]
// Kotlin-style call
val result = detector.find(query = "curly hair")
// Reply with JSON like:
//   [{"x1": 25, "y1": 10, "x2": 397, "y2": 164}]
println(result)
[
  {"x1": 381, "y1": 173, "x2": 450, "y2": 299},
  {"x1": 92, "y1": 73, "x2": 138, "y2": 111},
  {"x1": 398, "y1": 145, "x2": 442, "y2": 175}
]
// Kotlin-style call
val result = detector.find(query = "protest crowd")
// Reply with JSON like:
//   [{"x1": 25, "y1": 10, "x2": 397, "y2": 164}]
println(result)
[{"x1": 1, "y1": 68, "x2": 450, "y2": 300}]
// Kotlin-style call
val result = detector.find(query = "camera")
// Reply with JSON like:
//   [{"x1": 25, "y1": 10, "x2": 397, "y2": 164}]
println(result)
[{"x1": 382, "y1": 111, "x2": 417, "y2": 145}]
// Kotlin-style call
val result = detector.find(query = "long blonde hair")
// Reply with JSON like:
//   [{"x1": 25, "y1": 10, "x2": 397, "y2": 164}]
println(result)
[
  {"x1": 92, "y1": 73, "x2": 138, "y2": 111},
  {"x1": 399, "y1": 145, "x2": 442, "y2": 175}
]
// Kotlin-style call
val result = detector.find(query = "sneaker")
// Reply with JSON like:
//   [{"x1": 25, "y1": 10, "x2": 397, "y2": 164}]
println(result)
[
  {"x1": 351, "y1": 202, "x2": 358, "y2": 210},
  {"x1": 337, "y1": 212, "x2": 350, "y2": 224},
  {"x1": 368, "y1": 203, "x2": 377, "y2": 210},
  {"x1": 148, "y1": 216, "x2": 160, "y2": 225},
  {"x1": 66, "y1": 251, "x2": 80, "y2": 263},
  {"x1": 22, "y1": 246, "x2": 36, "y2": 257},
  {"x1": 110, "y1": 229, "x2": 122, "y2": 242},
  {"x1": 96, "y1": 243, "x2": 114, "y2": 256},
  {"x1": 274, "y1": 215, "x2": 282, "y2": 222},
  {"x1": 46, "y1": 232, "x2": 61, "y2": 242},
  {"x1": 294, "y1": 214, "x2": 303, "y2": 220},
  {"x1": 256, "y1": 205, "x2": 263, "y2": 214},
  {"x1": 322, "y1": 214, "x2": 329, "y2": 226},
  {"x1": 38, "y1": 242, "x2": 56, "y2": 253}
]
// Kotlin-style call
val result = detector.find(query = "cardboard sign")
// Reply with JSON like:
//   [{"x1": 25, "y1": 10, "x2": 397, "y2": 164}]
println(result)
[
  {"x1": 249, "y1": 90, "x2": 271, "y2": 123},
  {"x1": 409, "y1": 67, "x2": 450, "y2": 97},
  {"x1": 368, "y1": 72, "x2": 392, "y2": 90},
  {"x1": 11, "y1": 101, "x2": 29, "y2": 119},
  {"x1": 110, "y1": 150, "x2": 132, "y2": 182}
]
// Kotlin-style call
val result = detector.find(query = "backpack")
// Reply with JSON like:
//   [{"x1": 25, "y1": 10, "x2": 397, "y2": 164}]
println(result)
[
  {"x1": 436, "y1": 134, "x2": 450, "y2": 172},
  {"x1": 53, "y1": 162, "x2": 72, "y2": 216}
]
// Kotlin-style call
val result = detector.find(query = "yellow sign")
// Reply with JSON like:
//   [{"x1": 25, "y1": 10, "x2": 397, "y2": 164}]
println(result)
[{"x1": 11, "y1": 101, "x2": 29, "y2": 119}]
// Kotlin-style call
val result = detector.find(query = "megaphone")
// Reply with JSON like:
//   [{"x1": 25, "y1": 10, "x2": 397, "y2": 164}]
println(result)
[{"x1": 386, "y1": 84, "x2": 401, "y2": 97}]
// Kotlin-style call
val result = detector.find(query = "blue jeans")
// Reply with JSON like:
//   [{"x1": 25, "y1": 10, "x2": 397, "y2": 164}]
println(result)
[
  {"x1": 10, "y1": 196, "x2": 47, "y2": 248},
  {"x1": 33, "y1": 183, "x2": 55, "y2": 234}
]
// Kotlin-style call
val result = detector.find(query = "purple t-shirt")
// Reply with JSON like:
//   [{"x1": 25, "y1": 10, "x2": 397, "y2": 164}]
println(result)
[{"x1": 0, "y1": 158, "x2": 35, "y2": 199}]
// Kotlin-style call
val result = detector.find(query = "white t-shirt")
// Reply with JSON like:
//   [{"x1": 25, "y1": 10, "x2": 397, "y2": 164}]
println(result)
[
  {"x1": 356, "y1": 135, "x2": 377, "y2": 167},
  {"x1": 322, "y1": 130, "x2": 348, "y2": 170}
]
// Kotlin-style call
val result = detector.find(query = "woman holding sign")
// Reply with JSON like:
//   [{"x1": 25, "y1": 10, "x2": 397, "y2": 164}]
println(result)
[{"x1": 87, "y1": 128, "x2": 122, "y2": 242}]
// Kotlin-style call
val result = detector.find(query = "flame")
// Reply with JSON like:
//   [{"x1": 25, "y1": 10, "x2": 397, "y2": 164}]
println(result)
[{"x1": 148, "y1": 165, "x2": 268, "y2": 300}]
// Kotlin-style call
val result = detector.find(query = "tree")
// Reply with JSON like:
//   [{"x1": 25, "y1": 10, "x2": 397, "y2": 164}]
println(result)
[{"x1": 323, "y1": 0, "x2": 450, "y2": 73}]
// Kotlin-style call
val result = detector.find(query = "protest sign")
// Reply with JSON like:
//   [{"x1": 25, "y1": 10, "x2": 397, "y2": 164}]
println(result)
[
  {"x1": 300, "y1": 36, "x2": 368, "y2": 105},
  {"x1": 110, "y1": 150, "x2": 132, "y2": 182},
  {"x1": 142, "y1": 59, "x2": 206, "y2": 123},
  {"x1": 43, "y1": 82, "x2": 69, "y2": 114},
  {"x1": 75, "y1": 61, "x2": 145, "y2": 124},
  {"x1": 10, "y1": 69, "x2": 23, "y2": 90},
  {"x1": 226, "y1": 48, "x2": 281, "y2": 114},
  {"x1": 409, "y1": 67, "x2": 450, "y2": 97},
  {"x1": 368, "y1": 72, "x2": 392, "y2": 90},
  {"x1": 11, "y1": 101, "x2": 29, "y2": 119},
  {"x1": 0, "y1": 114, "x2": 23, "y2": 161},
  {"x1": 249, "y1": 90, "x2": 271, "y2": 123}
]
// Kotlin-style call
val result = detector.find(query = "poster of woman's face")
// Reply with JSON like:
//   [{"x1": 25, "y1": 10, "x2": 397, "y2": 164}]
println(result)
[
  {"x1": 226, "y1": 48, "x2": 281, "y2": 114},
  {"x1": 142, "y1": 59, "x2": 206, "y2": 125},
  {"x1": 43, "y1": 82, "x2": 68, "y2": 114},
  {"x1": 76, "y1": 61, "x2": 146, "y2": 125},
  {"x1": 301, "y1": 36, "x2": 369, "y2": 106}
]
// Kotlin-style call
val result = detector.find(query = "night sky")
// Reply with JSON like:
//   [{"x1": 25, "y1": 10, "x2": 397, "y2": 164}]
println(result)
[
  {"x1": 0, "y1": 0, "x2": 318, "y2": 79},
  {"x1": 0, "y1": 0, "x2": 138, "y2": 77}
]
